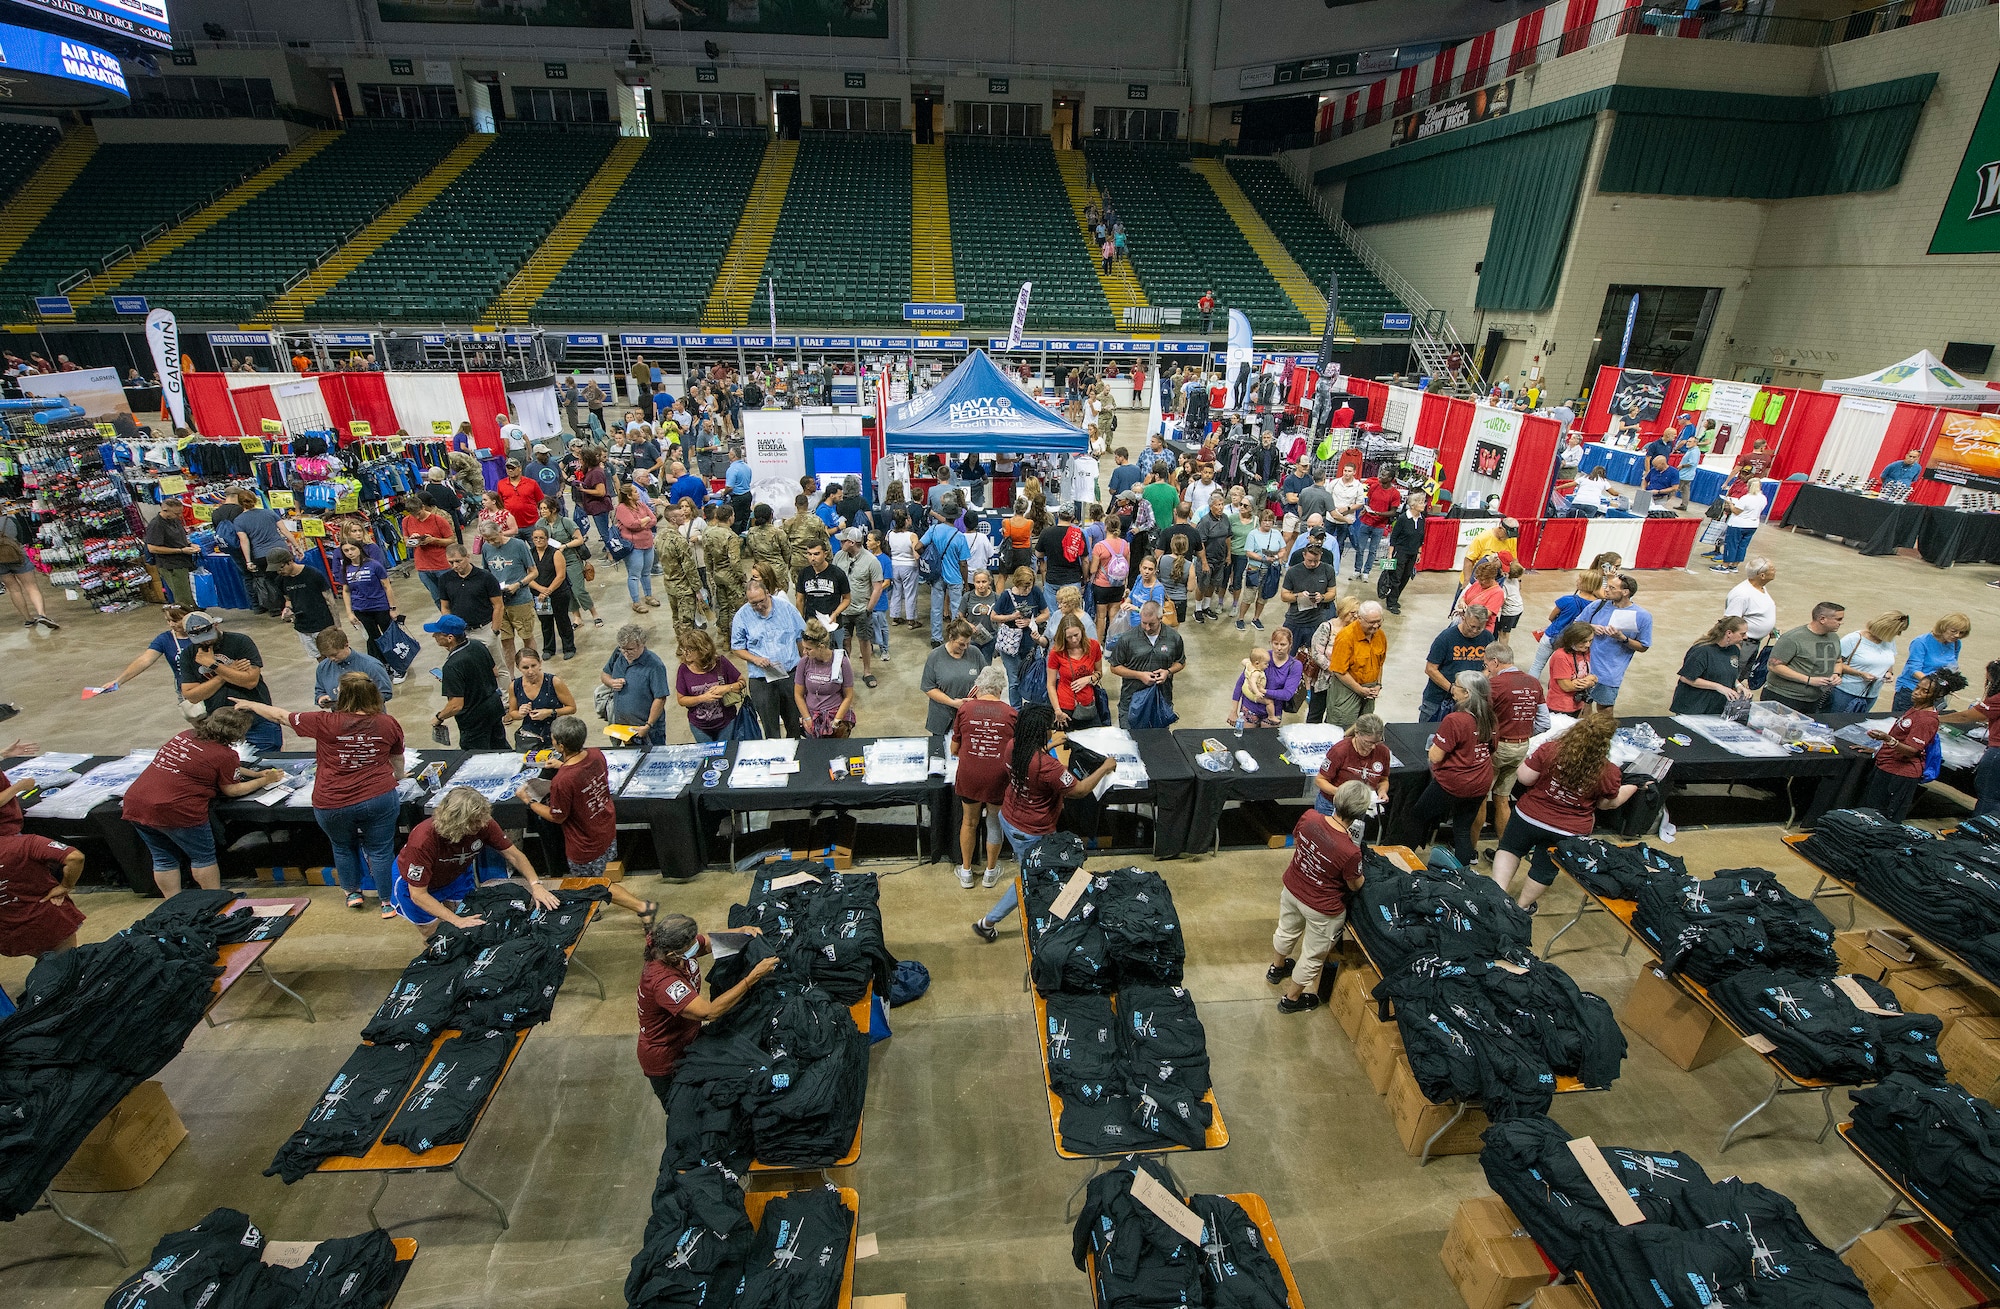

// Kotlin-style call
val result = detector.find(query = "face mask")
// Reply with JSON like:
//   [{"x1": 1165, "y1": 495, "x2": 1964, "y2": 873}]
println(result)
[{"x1": 682, "y1": 935, "x2": 702, "y2": 961}]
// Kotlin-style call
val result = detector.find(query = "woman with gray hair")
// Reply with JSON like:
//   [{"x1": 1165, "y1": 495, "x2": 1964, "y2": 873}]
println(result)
[
  {"x1": 601, "y1": 623, "x2": 671, "y2": 746},
  {"x1": 1269, "y1": 780, "x2": 1372, "y2": 1014},
  {"x1": 1401, "y1": 670, "x2": 1495, "y2": 867},
  {"x1": 636, "y1": 913, "x2": 777, "y2": 1112},
  {"x1": 950, "y1": 663, "x2": 1016, "y2": 890}
]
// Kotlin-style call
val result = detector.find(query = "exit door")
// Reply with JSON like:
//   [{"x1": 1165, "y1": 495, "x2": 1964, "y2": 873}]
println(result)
[
  {"x1": 1052, "y1": 96, "x2": 1080, "y2": 149},
  {"x1": 913, "y1": 91, "x2": 939, "y2": 143},
  {"x1": 772, "y1": 88, "x2": 801, "y2": 139}
]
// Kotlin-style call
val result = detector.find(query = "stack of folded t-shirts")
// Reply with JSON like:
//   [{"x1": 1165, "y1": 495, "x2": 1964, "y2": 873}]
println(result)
[
  {"x1": 726, "y1": 863, "x2": 895, "y2": 1003},
  {"x1": 1633, "y1": 868, "x2": 1838, "y2": 985},
  {"x1": 104, "y1": 1206, "x2": 400, "y2": 1308},
  {"x1": 264, "y1": 883, "x2": 609, "y2": 1182},
  {"x1": 1480, "y1": 1116, "x2": 1869, "y2": 1309},
  {"x1": 1373, "y1": 951, "x2": 1625, "y2": 1119},
  {"x1": 0, "y1": 892, "x2": 260, "y2": 1219},
  {"x1": 1350, "y1": 849, "x2": 1532, "y2": 972},
  {"x1": 1070, "y1": 1155, "x2": 1293, "y2": 1309},
  {"x1": 1848, "y1": 1073, "x2": 2000, "y2": 1279},
  {"x1": 1551, "y1": 837, "x2": 1690, "y2": 901},
  {"x1": 625, "y1": 1160, "x2": 755, "y2": 1309},
  {"x1": 1798, "y1": 807, "x2": 1936, "y2": 880},
  {"x1": 1708, "y1": 968, "x2": 1945, "y2": 1084},
  {"x1": 1837, "y1": 823, "x2": 2000, "y2": 987}
]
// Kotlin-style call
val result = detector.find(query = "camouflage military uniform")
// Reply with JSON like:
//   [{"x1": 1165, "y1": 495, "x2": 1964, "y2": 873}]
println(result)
[
  {"x1": 703, "y1": 522, "x2": 748, "y2": 637},
  {"x1": 745, "y1": 522, "x2": 796, "y2": 597},
  {"x1": 786, "y1": 510, "x2": 831, "y2": 560},
  {"x1": 655, "y1": 520, "x2": 703, "y2": 633}
]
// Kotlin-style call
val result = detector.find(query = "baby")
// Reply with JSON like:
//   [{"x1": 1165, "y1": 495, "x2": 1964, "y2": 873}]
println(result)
[{"x1": 1236, "y1": 648, "x2": 1275, "y2": 727}]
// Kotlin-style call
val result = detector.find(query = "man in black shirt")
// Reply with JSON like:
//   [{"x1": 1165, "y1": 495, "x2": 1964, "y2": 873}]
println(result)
[
  {"x1": 422, "y1": 469, "x2": 464, "y2": 544},
  {"x1": 427, "y1": 614, "x2": 507, "y2": 748},
  {"x1": 1038, "y1": 506, "x2": 1089, "y2": 611},
  {"x1": 143, "y1": 510, "x2": 200, "y2": 608},
  {"x1": 269, "y1": 551, "x2": 339, "y2": 662},
  {"x1": 177, "y1": 612, "x2": 280, "y2": 752},
  {"x1": 435, "y1": 544, "x2": 505, "y2": 641},
  {"x1": 794, "y1": 542, "x2": 849, "y2": 633},
  {"x1": 1277, "y1": 534, "x2": 1338, "y2": 654}
]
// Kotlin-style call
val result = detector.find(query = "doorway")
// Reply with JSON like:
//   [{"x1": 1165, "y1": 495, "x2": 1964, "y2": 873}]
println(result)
[
  {"x1": 912, "y1": 89, "x2": 940, "y2": 143},
  {"x1": 1581, "y1": 284, "x2": 1722, "y2": 382},
  {"x1": 771, "y1": 86, "x2": 801, "y2": 139},
  {"x1": 469, "y1": 71, "x2": 504, "y2": 120},
  {"x1": 1477, "y1": 328, "x2": 1505, "y2": 385},
  {"x1": 1052, "y1": 96, "x2": 1080, "y2": 149}
]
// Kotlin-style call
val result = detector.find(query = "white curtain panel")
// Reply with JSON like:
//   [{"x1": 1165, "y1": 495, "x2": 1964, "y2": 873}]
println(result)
[
  {"x1": 1579, "y1": 517, "x2": 1645, "y2": 569},
  {"x1": 1817, "y1": 397, "x2": 1895, "y2": 481},
  {"x1": 272, "y1": 377, "x2": 333, "y2": 434},
  {"x1": 511, "y1": 386, "x2": 562, "y2": 442},
  {"x1": 386, "y1": 372, "x2": 471, "y2": 439},
  {"x1": 227, "y1": 370, "x2": 296, "y2": 391}
]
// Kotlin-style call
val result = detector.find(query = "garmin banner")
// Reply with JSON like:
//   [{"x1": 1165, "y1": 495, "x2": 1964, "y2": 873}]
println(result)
[{"x1": 145, "y1": 307, "x2": 187, "y2": 430}]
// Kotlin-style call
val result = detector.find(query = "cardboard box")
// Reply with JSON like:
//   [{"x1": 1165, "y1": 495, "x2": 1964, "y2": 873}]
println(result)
[
  {"x1": 1844, "y1": 1222, "x2": 1953, "y2": 1298},
  {"x1": 1940, "y1": 1015, "x2": 2000, "y2": 1102},
  {"x1": 52, "y1": 1081, "x2": 186, "y2": 1193},
  {"x1": 1835, "y1": 929, "x2": 1931, "y2": 980},
  {"x1": 1439, "y1": 1195, "x2": 1552, "y2": 1309},
  {"x1": 1388, "y1": 1058, "x2": 1490, "y2": 1158},
  {"x1": 1357, "y1": 1013, "x2": 1407, "y2": 1095},
  {"x1": 604, "y1": 859, "x2": 626, "y2": 883},
  {"x1": 1885, "y1": 1264, "x2": 2000, "y2": 1309},
  {"x1": 1619, "y1": 964, "x2": 1744, "y2": 1071},
  {"x1": 757, "y1": 847, "x2": 854, "y2": 872},
  {"x1": 1887, "y1": 967, "x2": 1996, "y2": 1039},
  {"x1": 1531, "y1": 1287, "x2": 1595, "y2": 1309},
  {"x1": 1333, "y1": 960, "x2": 1383, "y2": 1043}
]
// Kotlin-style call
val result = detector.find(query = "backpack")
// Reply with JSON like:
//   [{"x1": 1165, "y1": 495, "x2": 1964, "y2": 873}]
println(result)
[
  {"x1": 1060, "y1": 525, "x2": 1086, "y2": 565},
  {"x1": 918, "y1": 528, "x2": 958, "y2": 585},
  {"x1": 1921, "y1": 732, "x2": 1944, "y2": 784},
  {"x1": 889, "y1": 960, "x2": 930, "y2": 1007},
  {"x1": 1102, "y1": 541, "x2": 1130, "y2": 584}
]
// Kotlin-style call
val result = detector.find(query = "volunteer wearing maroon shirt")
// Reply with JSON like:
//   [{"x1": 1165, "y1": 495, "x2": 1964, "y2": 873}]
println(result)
[
  {"x1": 1863, "y1": 669, "x2": 1966, "y2": 822},
  {"x1": 0, "y1": 831, "x2": 86, "y2": 958},
  {"x1": 239, "y1": 673, "x2": 407, "y2": 912},
  {"x1": 1943, "y1": 659, "x2": 2000, "y2": 817},
  {"x1": 1403, "y1": 671, "x2": 1496, "y2": 867},
  {"x1": 1269, "y1": 781, "x2": 1372, "y2": 1014},
  {"x1": 970, "y1": 703, "x2": 1116, "y2": 942},
  {"x1": 1313, "y1": 713, "x2": 1390, "y2": 816},
  {"x1": 949, "y1": 665, "x2": 1015, "y2": 891},
  {"x1": 122, "y1": 708, "x2": 284, "y2": 897},
  {"x1": 1483, "y1": 641, "x2": 1548, "y2": 844},
  {"x1": 393, "y1": 786, "x2": 556, "y2": 937},
  {"x1": 636, "y1": 914, "x2": 776, "y2": 1111},
  {"x1": 518, "y1": 715, "x2": 657, "y2": 925},
  {"x1": 1490, "y1": 713, "x2": 1637, "y2": 909}
]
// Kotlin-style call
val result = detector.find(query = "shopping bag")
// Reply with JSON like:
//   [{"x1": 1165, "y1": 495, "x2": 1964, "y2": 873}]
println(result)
[
  {"x1": 723, "y1": 703, "x2": 764, "y2": 743},
  {"x1": 375, "y1": 620, "x2": 421, "y2": 677},
  {"x1": 1019, "y1": 650, "x2": 1050, "y2": 706},
  {"x1": 1125, "y1": 685, "x2": 1178, "y2": 730}
]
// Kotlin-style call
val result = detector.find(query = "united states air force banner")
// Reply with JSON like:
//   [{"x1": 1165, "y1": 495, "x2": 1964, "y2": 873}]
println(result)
[{"x1": 1930, "y1": 65, "x2": 2000, "y2": 255}]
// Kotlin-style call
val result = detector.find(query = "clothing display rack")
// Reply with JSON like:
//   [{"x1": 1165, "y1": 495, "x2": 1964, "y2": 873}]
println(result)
[{"x1": 1, "y1": 411, "x2": 150, "y2": 612}]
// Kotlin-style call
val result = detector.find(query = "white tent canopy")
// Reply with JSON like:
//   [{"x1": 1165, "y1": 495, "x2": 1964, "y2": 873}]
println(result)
[{"x1": 1824, "y1": 350, "x2": 2000, "y2": 406}]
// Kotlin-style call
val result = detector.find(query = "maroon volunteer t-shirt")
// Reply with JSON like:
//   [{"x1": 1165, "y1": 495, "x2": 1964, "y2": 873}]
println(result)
[
  {"x1": 1489, "y1": 669, "x2": 1545, "y2": 743},
  {"x1": 1000, "y1": 751, "x2": 1071, "y2": 837},
  {"x1": 1282, "y1": 811, "x2": 1363, "y2": 915},
  {"x1": 123, "y1": 730, "x2": 243, "y2": 829},
  {"x1": 636, "y1": 955, "x2": 703, "y2": 1079},
  {"x1": 1429, "y1": 711, "x2": 1495, "y2": 799},
  {"x1": 547, "y1": 748, "x2": 617, "y2": 863},
  {"x1": 1876, "y1": 707, "x2": 1939, "y2": 780},
  {"x1": 1319, "y1": 737, "x2": 1391, "y2": 791},
  {"x1": 952, "y1": 698, "x2": 1017, "y2": 806},
  {"x1": 290, "y1": 711, "x2": 404, "y2": 809},
  {"x1": 1514, "y1": 739, "x2": 1624, "y2": 835},
  {"x1": 397, "y1": 816, "x2": 511, "y2": 889}
]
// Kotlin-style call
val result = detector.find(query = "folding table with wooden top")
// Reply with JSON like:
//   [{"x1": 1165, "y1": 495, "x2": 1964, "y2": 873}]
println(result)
[
  {"x1": 1834, "y1": 1120, "x2": 2000, "y2": 1290},
  {"x1": 1013, "y1": 876, "x2": 1227, "y2": 1218},
  {"x1": 206, "y1": 895, "x2": 315, "y2": 1024},
  {"x1": 744, "y1": 982, "x2": 871, "y2": 1191},
  {"x1": 1355, "y1": 846, "x2": 1594, "y2": 1164},
  {"x1": 304, "y1": 880, "x2": 606, "y2": 1230},
  {"x1": 742, "y1": 1186, "x2": 859, "y2": 1309},
  {"x1": 1783, "y1": 832, "x2": 2000, "y2": 992},
  {"x1": 1083, "y1": 1191, "x2": 1304, "y2": 1309},
  {"x1": 258, "y1": 1236, "x2": 421, "y2": 1306}
]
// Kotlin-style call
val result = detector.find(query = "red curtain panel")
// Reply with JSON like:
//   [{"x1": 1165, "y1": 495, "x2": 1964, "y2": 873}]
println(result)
[
  {"x1": 1434, "y1": 398, "x2": 1476, "y2": 497},
  {"x1": 458, "y1": 372, "x2": 510, "y2": 459},
  {"x1": 1499, "y1": 414, "x2": 1563, "y2": 520},
  {"x1": 1508, "y1": 9, "x2": 1545, "y2": 73},
  {"x1": 1418, "y1": 517, "x2": 1461, "y2": 570},
  {"x1": 1578, "y1": 365, "x2": 1620, "y2": 437},
  {"x1": 229, "y1": 384, "x2": 280, "y2": 435},
  {"x1": 1528, "y1": 517, "x2": 1586, "y2": 571},
  {"x1": 185, "y1": 373, "x2": 241, "y2": 437},
  {"x1": 341, "y1": 372, "x2": 403, "y2": 442},
  {"x1": 1633, "y1": 517, "x2": 1700, "y2": 570}
]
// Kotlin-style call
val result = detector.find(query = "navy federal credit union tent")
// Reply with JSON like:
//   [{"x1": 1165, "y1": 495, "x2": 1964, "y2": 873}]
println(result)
[{"x1": 884, "y1": 348, "x2": 1088, "y2": 454}]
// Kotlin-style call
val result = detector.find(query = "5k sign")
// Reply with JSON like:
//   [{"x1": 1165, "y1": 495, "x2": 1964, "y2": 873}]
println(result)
[{"x1": 1931, "y1": 65, "x2": 2000, "y2": 255}]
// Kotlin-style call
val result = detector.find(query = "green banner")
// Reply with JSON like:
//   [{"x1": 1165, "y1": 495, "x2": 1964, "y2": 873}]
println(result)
[{"x1": 1930, "y1": 65, "x2": 2000, "y2": 255}]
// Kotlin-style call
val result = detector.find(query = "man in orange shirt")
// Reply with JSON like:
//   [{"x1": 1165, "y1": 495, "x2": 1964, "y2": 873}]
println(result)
[{"x1": 1317, "y1": 600, "x2": 1386, "y2": 727}]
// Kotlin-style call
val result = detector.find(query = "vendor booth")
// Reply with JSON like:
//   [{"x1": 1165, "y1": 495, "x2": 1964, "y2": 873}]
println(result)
[
  {"x1": 883, "y1": 348, "x2": 1090, "y2": 457},
  {"x1": 743, "y1": 408, "x2": 870, "y2": 515}
]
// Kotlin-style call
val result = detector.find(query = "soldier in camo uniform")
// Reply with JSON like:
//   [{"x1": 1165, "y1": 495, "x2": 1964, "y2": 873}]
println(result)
[
  {"x1": 785, "y1": 492, "x2": 831, "y2": 558},
  {"x1": 744, "y1": 502, "x2": 796, "y2": 597},
  {"x1": 702, "y1": 503, "x2": 748, "y2": 637},
  {"x1": 655, "y1": 501, "x2": 705, "y2": 633}
]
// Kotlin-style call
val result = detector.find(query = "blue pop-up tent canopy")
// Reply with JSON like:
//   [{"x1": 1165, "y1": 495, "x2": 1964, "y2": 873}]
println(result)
[{"x1": 884, "y1": 348, "x2": 1088, "y2": 454}]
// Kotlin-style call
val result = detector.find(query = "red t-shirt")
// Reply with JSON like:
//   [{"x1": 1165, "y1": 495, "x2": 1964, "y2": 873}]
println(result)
[
  {"x1": 398, "y1": 816, "x2": 511, "y2": 890},
  {"x1": 123, "y1": 731, "x2": 244, "y2": 829},
  {"x1": 547, "y1": 749, "x2": 617, "y2": 863},
  {"x1": 1283, "y1": 811, "x2": 1363, "y2": 915},
  {"x1": 497, "y1": 477, "x2": 543, "y2": 530},
  {"x1": 636, "y1": 955, "x2": 703, "y2": 1079},
  {"x1": 952, "y1": 698, "x2": 1016, "y2": 806},
  {"x1": 1319, "y1": 738, "x2": 1391, "y2": 791},
  {"x1": 0, "y1": 833, "x2": 83, "y2": 957},
  {"x1": 1547, "y1": 648, "x2": 1591, "y2": 714},
  {"x1": 1049, "y1": 640, "x2": 1103, "y2": 712},
  {"x1": 1876, "y1": 707, "x2": 1940, "y2": 779},
  {"x1": 1429, "y1": 711, "x2": 1495, "y2": 799},
  {"x1": 402, "y1": 511, "x2": 454, "y2": 572},
  {"x1": 1001, "y1": 751, "x2": 1071, "y2": 837},
  {"x1": 290, "y1": 711, "x2": 404, "y2": 809},
  {"x1": 1360, "y1": 481, "x2": 1402, "y2": 528},
  {"x1": 1514, "y1": 739, "x2": 1624, "y2": 835},
  {"x1": 1489, "y1": 669, "x2": 1545, "y2": 742}
]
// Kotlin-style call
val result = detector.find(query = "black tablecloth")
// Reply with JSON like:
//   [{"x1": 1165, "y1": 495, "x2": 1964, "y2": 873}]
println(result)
[
  {"x1": 1057, "y1": 729, "x2": 1198, "y2": 859},
  {"x1": 1170, "y1": 728, "x2": 1323, "y2": 856},
  {"x1": 1916, "y1": 502, "x2": 2000, "y2": 566},
  {"x1": 1783, "y1": 484, "x2": 2000, "y2": 566},
  {"x1": 696, "y1": 737, "x2": 953, "y2": 866}
]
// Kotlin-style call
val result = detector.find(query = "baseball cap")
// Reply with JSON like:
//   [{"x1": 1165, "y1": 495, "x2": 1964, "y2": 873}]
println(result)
[
  {"x1": 424, "y1": 614, "x2": 468, "y2": 636},
  {"x1": 183, "y1": 612, "x2": 220, "y2": 643},
  {"x1": 532, "y1": 443, "x2": 549, "y2": 453},
  {"x1": 263, "y1": 548, "x2": 293, "y2": 568},
  {"x1": 839, "y1": 527, "x2": 863, "y2": 542},
  {"x1": 424, "y1": 467, "x2": 445, "y2": 481}
]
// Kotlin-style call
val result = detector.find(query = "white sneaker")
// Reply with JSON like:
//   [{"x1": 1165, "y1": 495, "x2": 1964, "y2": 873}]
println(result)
[
  {"x1": 956, "y1": 866, "x2": 974, "y2": 889},
  {"x1": 982, "y1": 867, "x2": 999, "y2": 888}
]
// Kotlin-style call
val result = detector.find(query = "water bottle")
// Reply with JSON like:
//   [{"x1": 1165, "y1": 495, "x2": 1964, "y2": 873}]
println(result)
[{"x1": 1234, "y1": 709, "x2": 1244, "y2": 738}]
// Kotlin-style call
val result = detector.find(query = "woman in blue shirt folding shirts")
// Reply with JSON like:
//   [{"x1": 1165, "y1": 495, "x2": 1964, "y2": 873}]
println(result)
[
  {"x1": 1894, "y1": 613, "x2": 1970, "y2": 713},
  {"x1": 729, "y1": 564, "x2": 806, "y2": 738}
]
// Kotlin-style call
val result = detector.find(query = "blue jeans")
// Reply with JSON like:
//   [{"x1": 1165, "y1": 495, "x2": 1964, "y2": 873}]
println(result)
[
  {"x1": 134, "y1": 821, "x2": 218, "y2": 873},
  {"x1": 1720, "y1": 525, "x2": 1755, "y2": 565},
  {"x1": 590, "y1": 512, "x2": 612, "y2": 547},
  {"x1": 1001, "y1": 648, "x2": 1032, "y2": 706},
  {"x1": 1040, "y1": 583, "x2": 1065, "y2": 615},
  {"x1": 980, "y1": 819, "x2": 1046, "y2": 924},
  {"x1": 1350, "y1": 522, "x2": 1386, "y2": 575},
  {"x1": 931, "y1": 580, "x2": 963, "y2": 643},
  {"x1": 417, "y1": 569, "x2": 449, "y2": 608},
  {"x1": 871, "y1": 611, "x2": 889, "y2": 657},
  {"x1": 243, "y1": 715, "x2": 282, "y2": 753},
  {"x1": 314, "y1": 788, "x2": 399, "y2": 896},
  {"x1": 1826, "y1": 687, "x2": 1877, "y2": 714},
  {"x1": 626, "y1": 545, "x2": 656, "y2": 602}
]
